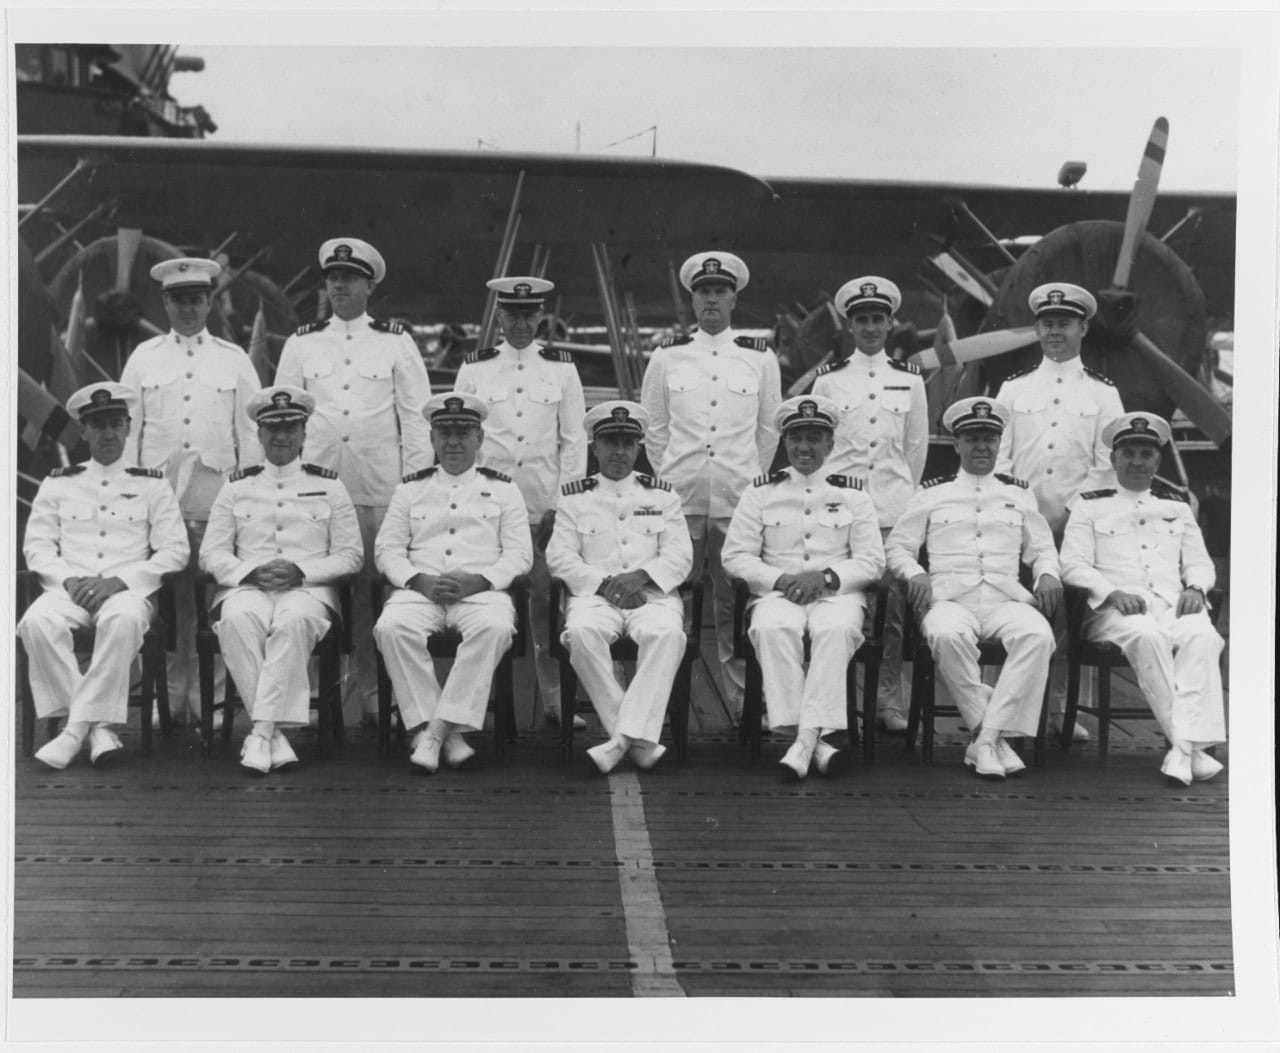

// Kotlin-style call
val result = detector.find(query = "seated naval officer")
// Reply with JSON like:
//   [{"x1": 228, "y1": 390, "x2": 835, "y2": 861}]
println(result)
[
  {"x1": 1059, "y1": 412, "x2": 1226, "y2": 785},
  {"x1": 120, "y1": 256, "x2": 262, "y2": 729},
  {"x1": 721, "y1": 395, "x2": 885, "y2": 780},
  {"x1": 640, "y1": 250, "x2": 783, "y2": 723},
  {"x1": 812, "y1": 276, "x2": 928, "y2": 734},
  {"x1": 884, "y1": 397, "x2": 1061, "y2": 780},
  {"x1": 545, "y1": 400, "x2": 693, "y2": 774},
  {"x1": 19, "y1": 382, "x2": 190, "y2": 770},
  {"x1": 199, "y1": 386, "x2": 363, "y2": 774},
  {"x1": 453, "y1": 275, "x2": 588, "y2": 729},
  {"x1": 373, "y1": 393, "x2": 534, "y2": 773}
]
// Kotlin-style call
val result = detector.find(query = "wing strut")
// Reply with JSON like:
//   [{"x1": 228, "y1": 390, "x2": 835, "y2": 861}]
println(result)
[{"x1": 477, "y1": 170, "x2": 527, "y2": 350}]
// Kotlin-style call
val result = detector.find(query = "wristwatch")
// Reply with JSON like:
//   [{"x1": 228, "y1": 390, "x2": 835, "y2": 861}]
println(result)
[{"x1": 822, "y1": 568, "x2": 840, "y2": 591}]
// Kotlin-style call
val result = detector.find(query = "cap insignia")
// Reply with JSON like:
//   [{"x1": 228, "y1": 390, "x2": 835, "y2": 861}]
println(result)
[
  {"x1": 611, "y1": 406, "x2": 630, "y2": 422},
  {"x1": 800, "y1": 400, "x2": 817, "y2": 418},
  {"x1": 335, "y1": 244, "x2": 352, "y2": 261},
  {"x1": 1132, "y1": 417, "x2": 1149, "y2": 432},
  {"x1": 272, "y1": 391, "x2": 291, "y2": 409},
  {"x1": 973, "y1": 402, "x2": 991, "y2": 418},
  {"x1": 444, "y1": 396, "x2": 464, "y2": 414},
  {"x1": 1048, "y1": 289, "x2": 1065, "y2": 305},
  {"x1": 860, "y1": 282, "x2": 877, "y2": 297},
  {"x1": 91, "y1": 389, "x2": 111, "y2": 407},
  {"x1": 514, "y1": 282, "x2": 531, "y2": 297},
  {"x1": 703, "y1": 258, "x2": 721, "y2": 274},
  {"x1": 178, "y1": 262, "x2": 189, "y2": 272}
]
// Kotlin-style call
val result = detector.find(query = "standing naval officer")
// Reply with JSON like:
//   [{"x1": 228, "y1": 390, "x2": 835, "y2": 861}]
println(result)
[
  {"x1": 19, "y1": 383, "x2": 190, "y2": 769},
  {"x1": 1059, "y1": 412, "x2": 1226, "y2": 785},
  {"x1": 885, "y1": 397, "x2": 1061, "y2": 779},
  {"x1": 995, "y1": 281, "x2": 1125, "y2": 740},
  {"x1": 199, "y1": 386, "x2": 363, "y2": 773},
  {"x1": 640, "y1": 251, "x2": 783, "y2": 721},
  {"x1": 120, "y1": 257, "x2": 262, "y2": 726},
  {"x1": 545, "y1": 400, "x2": 693, "y2": 774},
  {"x1": 453, "y1": 275, "x2": 587, "y2": 727},
  {"x1": 274, "y1": 238, "x2": 434, "y2": 724},
  {"x1": 373, "y1": 393, "x2": 533, "y2": 773},
  {"x1": 722, "y1": 395, "x2": 885, "y2": 779},
  {"x1": 812, "y1": 276, "x2": 928, "y2": 733}
]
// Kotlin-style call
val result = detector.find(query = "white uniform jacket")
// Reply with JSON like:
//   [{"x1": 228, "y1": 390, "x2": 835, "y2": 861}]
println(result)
[
  {"x1": 1059, "y1": 483, "x2": 1214, "y2": 610},
  {"x1": 811, "y1": 351, "x2": 928, "y2": 528},
  {"x1": 199, "y1": 460, "x2": 363, "y2": 612},
  {"x1": 274, "y1": 313, "x2": 433, "y2": 506},
  {"x1": 452, "y1": 341, "x2": 587, "y2": 521},
  {"x1": 885, "y1": 470, "x2": 1059, "y2": 603},
  {"x1": 640, "y1": 328, "x2": 782, "y2": 518},
  {"x1": 722, "y1": 467, "x2": 885, "y2": 600},
  {"x1": 23, "y1": 460, "x2": 189, "y2": 596},
  {"x1": 374, "y1": 466, "x2": 533, "y2": 593},
  {"x1": 995, "y1": 358, "x2": 1125, "y2": 532},
  {"x1": 546, "y1": 473, "x2": 693, "y2": 598}
]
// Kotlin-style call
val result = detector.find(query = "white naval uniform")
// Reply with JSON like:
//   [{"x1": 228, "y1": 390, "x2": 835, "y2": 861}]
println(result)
[
  {"x1": 885, "y1": 470, "x2": 1059, "y2": 737},
  {"x1": 373, "y1": 466, "x2": 534, "y2": 733},
  {"x1": 1060, "y1": 484, "x2": 1224, "y2": 746},
  {"x1": 121, "y1": 327, "x2": 263, "y2": 717},
  {"x1": 721, "y1": 468, "x2": 885, "y2": 732},
  {"x1": 454, "y1": 340, "x2": 588, "y2": 712},
  {"x1": 546, "y1": 472, "x2": 693, "y2": 747},
  {"x1": 640, "y1": 328, "x2": 783, "y2": 707},
  {"x1": 18, "y1": 461, "x2": 190, "y2": 724},
  {"x1": 813, "y1": 350, "x2": 928, "y2": 720},
  {"x1": 199, "y1": 460, "x2": 363, "y2": 725},
  {"x1": 275, "y1": 312, "x2": 434, "y2": 712}
]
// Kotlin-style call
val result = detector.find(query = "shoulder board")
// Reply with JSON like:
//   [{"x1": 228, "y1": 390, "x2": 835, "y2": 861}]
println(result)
[
  {"x1": 994, "y1": 472, "x2": 1028, "y2": 489},
  {"x1": 734, "y1": 335, "x2": 770, "y2": 352},
  {"x1": 210, "y1": 335, "x2": 244, "y2": 352},
  {"x1": 561, "y1": 477, "x2": 598, "y2": 496},
  {"x1": 753, "y1": 470, "x2": 789, "y2": 487},
  {"x1": 825, "y1": 474, "x2": 862, "y2": 490},
  {"x1": 538, "y1": 347, "x2": 573, "y2": 364},
  {"x1": 230, "y1": 465, "x2": 264, "y2": 482},
  {"x1": 635, "y1": 474, "x2": 673, "y2": 491},
  {"x1": 888, "y1": 357, "x2": 920, "y2": 375},
  {"x1": 816, "y1": 357, "x2": 849, "y2": 376},
  {"x1": 464, "y1": 346, "x2": 500, "y2": 365},
  {"x1": 659, "y1": 334, "x2": 694, "y2": 348},
  {"x1": 1001, "y1": 364, "x2": 1038, "y2": 383},
  {"x1": 1082, "y1": 366, "x2": 1116, "y2": 387},
  {"x1": 294, "y1": 319, "x2": 330, "y2": 336},
  {"x1": 369, "y1": 317, "x2": 409, "y2": 335},
  {"x1": 1150, "y1": 482, "x2": 1189, "y2": 504},
  {"x1": 402, "y1": 467, "x2": 437, "y2": 484},
  {"x1": 922, "y1": 473, "x2": 957, "y2": 489},
  {"x1": 302, "y1": 463, "x2": 338, "y2": 479},
  {"x1": 477, "y1": 466, "x2": 512, "y2": 484},
  {"x1": 47, "y1": 464, "x2": 86, "y2": 478},
  {"x1": 1080, "y1": 488, "x2": 1117, "y2": 501},
  {"x1": 124, "y1": 466, "x2": 164, "y2": 479}
]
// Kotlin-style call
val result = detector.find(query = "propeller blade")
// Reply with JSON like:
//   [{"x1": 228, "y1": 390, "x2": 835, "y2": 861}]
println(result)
[
  {"x1": 114, "y1": 227, "x2": 144, "y2": 294},
  {"x1": 1128, "y1": 330, "x2": 1230, "y2": 446},
  {"x1": 909, "y1": 326, "x2": 1037, "y2": 371},
  {"x1": 18, "y1": 367, "x2": 82, "y2": 452},
  {"x1": 1113, "y1": 117, "x2": 1168, "y2": 290}
]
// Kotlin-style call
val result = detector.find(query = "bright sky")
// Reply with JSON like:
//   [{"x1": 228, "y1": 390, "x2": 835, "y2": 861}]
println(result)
[{"x1": 171, "y1": 45, "x2": 1239, "y2": 192}]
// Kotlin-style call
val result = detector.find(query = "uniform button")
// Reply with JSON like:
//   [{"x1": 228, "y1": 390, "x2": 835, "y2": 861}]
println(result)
[
  {"x1": 1056, "y1": 377, "x2": 1063, "y2": 384},
  {"x1": 184, "y1": 395, "x2": 191, "y2": 401},
  {"x1": 445, "y1": 549, "x2": 452, "y2": 556},
  {"x1": 183, "y1": 442, "x2": 191, "y2": 449},
  {"x1": 803, "y1": 554, "x2": 811, "y2": 561},
  {"x1": 186, "y1": 372, "x2": 193, "y2": 379},
  {"x1": 622, "y1": 563, "x2": 631, "y2": 570},
  {"x1": 1141, "y1": 544, "x2": 1148, "y2": 549},
  {"x1": 710, "y1": 426, "x2": 716, "y2": 432},
  {"x1": 1050, "y1": 421, "x2": 1058, "y2": 427},
  {"x1": 804, "y1": 509, "x2": 812, "y2": 515},
  {"x1": 804, "y1": 533, "x2": 812, "y2": 539},
  {"x1": 1046, "y1": 468, "x2": 1053, "y2": 474},
  {"x1": 450, "y1": 503, "x2": 457, "y2": 510},
  {"x1": 976, "y1": 531, "x2": 982, "y2": 538},
  {"x1": 1139, "y1": 519, "x2": 1146, "y2": 525},
  {"x1": 712, "y1": 351, "x2": 719, "y2": 357},
  {"x1": 517, "y1": 435, "x2": 524, "y2": 441},
  {"x1": 1053, "y1": 398, "x2": 1060, "y2": 404},
  {"x1": 343, "y1": 410, "x2": 350, "y2": 416},
  {"x1": 342, "y1": 436, "x2": 349, "y2": 442},
  {"x1": 343, "y1": 384, "x2": 350, "y2": 391},
  {"x1": 102, "y1": 481, "x2": 108, "y2": 487},
  {"x1": 619, "y1": 514, "x2": 626, "y2": 521},
  {"x1": 711, "y1": 375, "x2": 718, "y2": 382},
  {"x1": 516, "y1": 411, "x2": 523, "y2": 418},
  {"x1": 346, "y1": 336, "x2": 352, "y2": 342},
  {"x1": 870, "y1": 440, "x2": 877, "y2": 448},
  {"x1": 620, "y1": 539, "x2": 628, "y2": 545},
  {"x1": 100, "y1": 505, "x2": 107, "y2": 511},
  {"x1": 710, "y1": 400, "x2": 718, "y2": 407},
  {"x1": 187, "y1": 350, "x2": 194, "y2": 357},
  {"x1": 516, "y1": 462, "x2": 523, "y2": 467},
  {"x1": 345, "y1": 358, "x2": 351, "y2": 365},
  {"x1": 277, "y1": 483, "x2": 284, "y2": 490},
  {"x1": 516, "y1": 387, "x2": 523, "y2": 394},
  {"x1": 869, "y1": 417, "x2": 877, "y2": 424},
  {"x1": 99, "y1": 530, "x2": 106, "y2": 537},
  {"x1": 1047, "y1": 443, "x2": 1054, "y2": 450},
  {"x1": 517, "y1": 363, "x2": 525, "y2": 371},
  {"x1": 805, "y1": 488, "x2": 813, "y2": 494},
  {"x1": 183, "y1": 418, "x2": 190, "y2": 425},
  {"x1": 869, "y1": 393, "x2": 877, "y2": 400},
  {"x1": 276, "y1": 548, "x2": 282, "y2": 554},
  {"x1": 277, "y1": 502, "x2": 283, "y2": 508},
  {"x1": 97, "y1": 553, "x2": 103, "y2": 559},
  {"x1": 448, "y1": 528, "x2": 456, "y2": 535},
  {"x1": 276, "y1": 524, "x2": 282, "y2": 530},
  {"x1": 708, "y1": 451, "x2": 715, "y2": 457},
  {"x1": 869, "y1": 370, "x2": 877, "y2": 378}
]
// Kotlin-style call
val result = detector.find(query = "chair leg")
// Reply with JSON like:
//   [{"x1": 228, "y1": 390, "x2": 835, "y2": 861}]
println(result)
[
  {"x1": 904, "y1": 656, "x2": 923, "y2": 751},
  {"x1": 18, "y1": 642, "x2": 36, "y2": 757},
  {"x1": 1061, "y1": 653, "x2": 1081, "y2": 750},
  {"x1": 674, "y1": 642, "x2": 695, "y2": 762},
  {"x1": 1034, "y1": 683, "x2": 1049, "y2": 767},
  {"x1": 922, "y1": 659, "x2": 936, "y2": 765},
  {"x1": 139, "y1": 653, "x2": 154, "y2": 756},
  {"x1": 197, "y1": 641, "x2": 216, "y2": 757},
  {"x1": 744, "y1": 647, "x2": 764, "y2": 766},
  {"x1": 558, "y1": 659, "x2": 577, "y2": 763},
  {"x1": 1097, "y1": 661, "x2": 1111, "y2": 766},
  {"x1": 862, "y1": 654, "x2": 881, "y2": 767},
  {"x1": 493, "y1": 654, "x2": 513, "y2": 762},
  {"x1": 376, "y1": 652, "x2": 392, "y2": 759}
]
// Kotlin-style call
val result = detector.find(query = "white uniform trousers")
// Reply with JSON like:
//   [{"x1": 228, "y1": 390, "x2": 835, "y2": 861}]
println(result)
[
  {"x1": 216, "y1": 590, "x2": 331, "y2": 726},
  {"x1": 749, "y1": 593, "x2": 866, "y2": 733},
  {"x1": 562, "y1": 592, "x2": 684, "y2": 746},
  {"x1": 922, "y1": 585, "x2": 1053, "y2": 737},
  {"x1": 340, "y1": 503, "x2": 384, "y2": 719},
  {"x1": 689, "y1": 515, "x2": 744, "y2": 710},
  {"x1": 1085, "y1": 600, "x2": 1225, "y2": 746},
  {"x1": 373, "y1": 591, "x2": 515, "y2": 733},
  {"x1": 525, "y1": 527, "x2": 562, "y2": 714},
  {"x1": 18, "y1": 590, "x2": 153, "y2": 724}
]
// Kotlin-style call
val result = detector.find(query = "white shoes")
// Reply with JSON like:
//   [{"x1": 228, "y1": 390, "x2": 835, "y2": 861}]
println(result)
[
  {"x1": 269, "y1": 731, "x2": 299, "y2": 771},
  {"x1": 443, "y1": 733, "x2": 476, "y2": 769},
  {"x1": 88, "y1": 726, "x2": 124, "y2": 766},
  {"x1": 587, "y1": 738, "x2": 628, "y2": 775},
  {"x1": 994, "y1": 738, "x2": 1026, "y2": 776},
  {"x1": 628, "y1": 742, "x2": 666, "y2": 770},
  {"x1": 35, "y1": 730, "x2": 84, "y2": 770},
  {"x1": 1160, "y1": 747, "x2": 1193, "y2": 786},
  {"x1": 964, "y1": 741, "x2": 1006, "y2": 780},
  {"x1": 812, "y1": 740, "x2": 839, "y2": 776},
  {"x1": 410, "y1": 731, "x2": 443, "y2": 773},
  {"x1": 240, "y1": 733, "x2": 273, "y2": 774},
  {"x1": 1190, "y1": 749, "x2": 1224, "y2": 782},
  {"x1": 779, "y1": 740, "x2": 814, "y2": 780}
]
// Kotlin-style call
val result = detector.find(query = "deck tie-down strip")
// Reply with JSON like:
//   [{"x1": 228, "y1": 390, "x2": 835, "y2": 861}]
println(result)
[
  {"x1": 14, "y1": 855, "x2": 1229, "y2": 876},
  {"x1": 12, "y1": 955, "x2": 1233, "y2": 975}
]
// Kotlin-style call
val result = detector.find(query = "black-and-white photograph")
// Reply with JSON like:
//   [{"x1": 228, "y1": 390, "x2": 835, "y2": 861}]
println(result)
[{"x1": 4, "y1": 5, "x2": 1277, "y2": 1048}]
